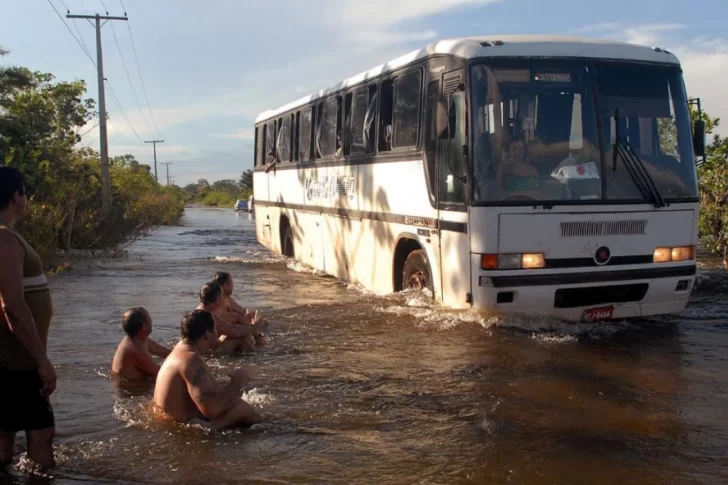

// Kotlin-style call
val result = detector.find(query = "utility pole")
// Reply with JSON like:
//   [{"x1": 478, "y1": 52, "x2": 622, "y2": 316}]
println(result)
[
  {"x1": 161, "y1": 162, "x2": 173, "y2": 186},
  {"x1": 144, "y1": 139, "x2": 164, "y2": 183},
  {"x1": 67, "y1": 12, "x2": 128, "y2": 210}
]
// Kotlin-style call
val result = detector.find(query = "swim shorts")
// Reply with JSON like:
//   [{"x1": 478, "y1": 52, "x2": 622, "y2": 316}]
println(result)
[{"x1": 0, "y1": 366, "x2": 55, "y2": 432}]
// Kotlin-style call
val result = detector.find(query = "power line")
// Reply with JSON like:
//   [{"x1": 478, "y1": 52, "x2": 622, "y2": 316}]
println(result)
[
  {"x1": 106, "y1": 79, "x2": 144, "y2": 146},
  {"x1": 99, "y1": 0, "x2": 109, "y2": 14},
  {"x1": 48, "y1": 1, "x2": 144, "y2": 148},
  {"x1": 45, "y1": 0, "x2": 96, "y2": 67},
  {"x1": 119, "y1": 2, "x2": 161, "y2": 136},
  {"x1": 109, "y1": 20, "x2": 153, "y2": 136},
  {"x1": 71, "y1": 19, "x2": 95, "y2": 64},
  {"x1": 58, "y1": 0, "x2": 70, "y2": 13}
]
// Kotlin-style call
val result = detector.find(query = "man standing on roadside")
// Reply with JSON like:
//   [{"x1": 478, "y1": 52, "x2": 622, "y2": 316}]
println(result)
[{"x1": 0, "y1": 167, "x2": 57, "y2": 469}]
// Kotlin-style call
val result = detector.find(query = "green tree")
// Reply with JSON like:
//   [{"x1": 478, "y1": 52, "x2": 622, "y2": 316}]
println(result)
[
  {"x1": 239, "y1": 169, "x2": 253, "y2": 191},
  {"x1": 1, "y1": 50, "x2": 184, "y2": 265},
  {"x1": 693, "y1": 107, "x2": 728, "y2": 266}
]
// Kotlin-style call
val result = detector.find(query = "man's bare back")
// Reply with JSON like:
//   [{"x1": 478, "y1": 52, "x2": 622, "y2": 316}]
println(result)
[
  {"x1": 112, "y1": 307, "x2": 170, "y2": 382},
  {"x1": 112, "y1": 336, "x2": 169, "y2": 382},
  {"x1": 152, "y1": 310, "x2": 262, "y2": 429}
]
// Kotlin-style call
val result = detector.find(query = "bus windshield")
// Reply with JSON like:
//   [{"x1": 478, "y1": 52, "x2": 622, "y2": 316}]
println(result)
[{"x1": 470, "y1": 60, "x2": 698, "y2": 204}]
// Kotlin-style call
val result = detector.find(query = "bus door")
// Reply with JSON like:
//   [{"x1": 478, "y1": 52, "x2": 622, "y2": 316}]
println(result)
[{"x1": 432, "y1": 68, "x2": 471, "y2": 307}]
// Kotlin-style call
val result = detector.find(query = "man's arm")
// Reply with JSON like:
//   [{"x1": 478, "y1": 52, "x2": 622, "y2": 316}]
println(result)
[
  {"x1": 183, "y1": 356, "x2": 244, "y2": 419},
  {"x1": 132, "y1": 346, "x2": 161, "y2": 377},
  {"x1": 227, "y1": 296, "x2": 248, "y2": 316},
  {"x1": 147, "y1": 338, "x2": 171, "y2": 358},
  {"x1": 0, "y1": 232, "x2": 56, "y2": 395},
  {"x1": 213, "y1": 315, "x2": 254, "y2": 338}
]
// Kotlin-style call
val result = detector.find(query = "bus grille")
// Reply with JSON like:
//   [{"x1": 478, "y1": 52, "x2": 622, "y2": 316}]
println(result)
[{"x1": 560, "y1": 220, "x2": 647, "y2": 237}]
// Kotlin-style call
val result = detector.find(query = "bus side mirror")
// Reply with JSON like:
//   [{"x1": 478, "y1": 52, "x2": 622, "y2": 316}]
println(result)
[{"x1": 693, "y1": 119, "x2": 706, "y2": 158}]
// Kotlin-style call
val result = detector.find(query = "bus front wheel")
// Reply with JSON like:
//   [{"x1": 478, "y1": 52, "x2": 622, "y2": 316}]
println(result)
[
  {"x1": 283, "y1": 225, "x2": 294, "y2": 258},
  {"x1": 402, "y1": 249, "x2": 434, "y2": 295}
]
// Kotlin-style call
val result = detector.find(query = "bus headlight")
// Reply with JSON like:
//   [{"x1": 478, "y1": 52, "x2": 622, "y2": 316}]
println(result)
[
  {"x1": 522, "y1": 253, "x2": 546, "y2": 269},
  {"x1": 481, "y1": 253, "x2": 546, "y2": 270},
  {"x1": 653, "y1": 246, "x2": 694, "y2": 263}
]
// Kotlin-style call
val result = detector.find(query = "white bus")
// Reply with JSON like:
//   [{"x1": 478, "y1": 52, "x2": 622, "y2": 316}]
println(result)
[{"x1": 251, "y1": 35, "x2": 705, "y2": 322}]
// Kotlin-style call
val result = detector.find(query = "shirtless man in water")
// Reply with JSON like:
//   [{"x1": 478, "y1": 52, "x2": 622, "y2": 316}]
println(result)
[
  {"x1": 196, "y1": 282, "x2": 265, "y2": 354},
  {"x1": 210, "y1": 271, "x2": 267, "y2": 345},
  {"x1": 153, "y1": 309, "x2": 261, "y2": 428},
  {"x1": 112, "y1": 307, "x2": 171, "y2": 382}
]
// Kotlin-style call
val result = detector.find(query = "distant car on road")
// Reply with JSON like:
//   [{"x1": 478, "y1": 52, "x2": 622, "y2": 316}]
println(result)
[{"x1": 234, "y1": 199, "x2": 248, "y2": 212}]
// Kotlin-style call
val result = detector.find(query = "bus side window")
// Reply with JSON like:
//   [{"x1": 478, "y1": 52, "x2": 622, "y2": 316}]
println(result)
[
  {"x1": 343, "y1": 93, "x2": 353, "y2": 157},
  {"x1": 318, "y1": 97, "x2": 338, "y2": 158},
  {"x1": 393, "y1": 69, "x2": 422, "y2": 148},
  {"x1": 424, "y1": 80, "x2": 440, "y2": 198},
  {"x1": 350, "y1": 87, "x2": 370, "y2": 155},
  {"x1": 254, "y1": 126, "x2": 260, "y2": 167},
  {"x1": 294, "y1": 112, "x2": 300, "y2": 162},
  {"x1": 364, "y1": 85, "x2": 378, "y2": 153},
  {"x1": 315, "y1": 103, "x2": 324, "y2": 159},
  {"x1": 278, "y1": 115, "x2": 292, "y2": 163},
  {"x1": 300, "y1": 108, "x2": 312, "y2": 162},
  {"x1": 379, "y1": 79, "x2": 394, "y2": 152},
  {"x1": 439, "y1": 93, "x2": 467, "y2": 204},
  {"x1": 265, "y1": 120, "x2": 276, "y2": 164}
]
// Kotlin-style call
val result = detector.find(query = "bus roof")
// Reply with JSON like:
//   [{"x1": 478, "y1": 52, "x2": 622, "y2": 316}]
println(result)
[{"x1": 255, "y1": 35, "x2": 680, "y2": 124}]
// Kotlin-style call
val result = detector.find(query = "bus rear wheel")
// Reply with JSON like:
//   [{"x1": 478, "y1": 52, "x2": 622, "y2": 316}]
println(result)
[
  {"x1": 402, "y1": 249, "x2": 433, "y2": 295},
  {"x1": 282, "y1": 225, "x2": 294, "y2": 258}
]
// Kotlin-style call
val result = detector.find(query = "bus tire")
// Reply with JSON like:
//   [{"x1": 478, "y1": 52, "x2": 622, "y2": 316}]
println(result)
[
  {"x1": 402, "y1": 249, "x2": 434, "y2": 295},
  {"x1": 283, "y1": 225, "x2": 294, "y2": 258}
]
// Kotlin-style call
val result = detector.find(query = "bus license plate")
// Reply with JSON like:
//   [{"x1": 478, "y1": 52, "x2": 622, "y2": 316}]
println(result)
[{"x1": 582, "y1": 305, "x2": 614, "y2": 322}]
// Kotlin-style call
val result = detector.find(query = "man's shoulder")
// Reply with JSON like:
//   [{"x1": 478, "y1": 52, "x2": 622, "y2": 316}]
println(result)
[
  {"x1": 169, "y1": 346, "x2": 203, "y2": 370},
  {"x1": 0, "y1": 229, "x2": 22, "y2": 252}
]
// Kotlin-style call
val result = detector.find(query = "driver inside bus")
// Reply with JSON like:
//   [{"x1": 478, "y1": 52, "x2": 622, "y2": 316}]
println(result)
[{"x1": 501, "y1": 139, "x2": 539, "y2": 177}]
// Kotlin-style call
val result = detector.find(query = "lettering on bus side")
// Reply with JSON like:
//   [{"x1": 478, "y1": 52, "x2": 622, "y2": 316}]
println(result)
[
  {"x1": 404, "y1": 216, "x2": 436, "y2": 228},
  {"x1": 305, "y1": 175, "x2": 357, "y2": 201}
]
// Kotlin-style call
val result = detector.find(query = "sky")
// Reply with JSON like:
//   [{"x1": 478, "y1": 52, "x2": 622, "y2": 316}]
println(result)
[{"x1": 2, "y1": 0, "x2": 727, "y2": 186}]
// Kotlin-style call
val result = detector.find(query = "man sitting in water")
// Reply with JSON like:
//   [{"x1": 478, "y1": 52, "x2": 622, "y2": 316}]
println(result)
[
  {"x1": 112, "y1": 307, "x2": 171, "y2": 382},
  {"x1": 210, "y1": 271, "x2": 267, "y2": 346},
  {"x1": 196, "y1": 282, "x2": 264, "y2": 354},
  {"x1": 153, "y1": 309, "x2": 261, "y2": 428}
]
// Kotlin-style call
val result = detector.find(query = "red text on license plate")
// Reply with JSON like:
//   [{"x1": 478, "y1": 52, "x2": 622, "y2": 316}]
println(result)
[{"x1": 582, "y1": 305, "x2": 615, "y2": 322}]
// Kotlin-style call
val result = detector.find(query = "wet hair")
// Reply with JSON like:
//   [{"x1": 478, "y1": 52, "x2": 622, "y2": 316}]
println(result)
[
  {"x1": 211, "y1": 271, "x2": 231, "y2": 287},
  {"x1": 199, "y1": 281, "x2": 223, "y2": 306},
  {"x1": 0, "y1": 166, "x2": 26, "y2": 210},
  {"x1": 121, "y1": 307, "x2": 149, "y2": 338},
  {"x1": 181, "y1": 309, "x2": 215, "y2": 343}
]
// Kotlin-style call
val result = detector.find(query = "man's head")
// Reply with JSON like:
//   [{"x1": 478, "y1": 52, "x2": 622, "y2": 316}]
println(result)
[
  {"x1": 0, "y1": 166, "x2": 28, "y2": 221},
  {"x1": 211, "y1": 271, "x2": 233, "y2": 296},
  {"x1": 180, "y1": 309, "x2": 217, "y2": 350},
  {"x1": 199, "y1": 281, "x2": 225, "y2": 310},
  {"x1": 121, "y1": 307, "x2": 152, "y2": 339}
]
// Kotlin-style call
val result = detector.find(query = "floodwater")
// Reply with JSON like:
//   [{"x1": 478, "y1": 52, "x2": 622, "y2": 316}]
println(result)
[{"x1": 3, "y1": 207, "x2": 728, "y2": 484}]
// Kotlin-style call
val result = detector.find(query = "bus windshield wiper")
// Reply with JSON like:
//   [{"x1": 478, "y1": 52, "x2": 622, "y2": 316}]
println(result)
[{"x1": 612, "y1": 110, "x2": 666, "y2": 208}]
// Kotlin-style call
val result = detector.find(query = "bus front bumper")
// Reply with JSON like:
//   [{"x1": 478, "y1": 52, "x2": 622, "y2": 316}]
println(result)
[{"x1": 471, "y1": 260, "x2": 697, "y2": 321}]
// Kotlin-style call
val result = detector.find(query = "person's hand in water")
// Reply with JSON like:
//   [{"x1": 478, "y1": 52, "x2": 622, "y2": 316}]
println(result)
[
  {"x1": 252, "y1": 311, "x2": 267, "y2": 328},
  {"x1": 230, "y1": 368, "x2": 251, "y2": 390}
]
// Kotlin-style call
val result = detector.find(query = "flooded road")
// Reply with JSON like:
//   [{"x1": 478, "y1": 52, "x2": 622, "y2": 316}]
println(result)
[{"x1": 5, "y1": 207, "x2": 728, "y2": 484}]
